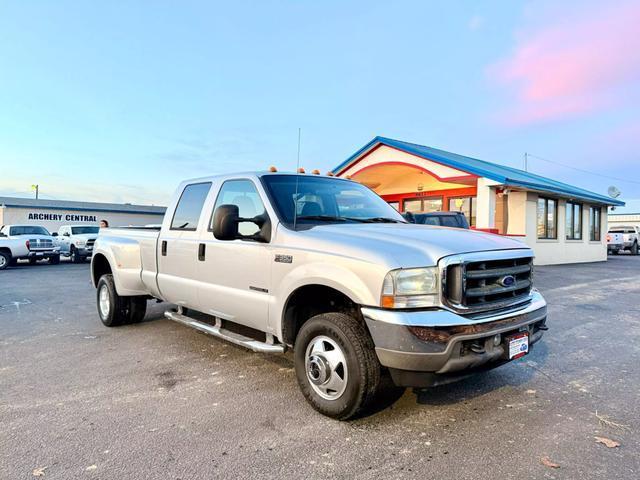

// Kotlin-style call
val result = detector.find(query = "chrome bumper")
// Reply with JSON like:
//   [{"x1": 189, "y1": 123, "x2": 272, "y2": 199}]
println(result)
[{"x1": 361, "y1": 291, "x2": 548, "y2": 385}]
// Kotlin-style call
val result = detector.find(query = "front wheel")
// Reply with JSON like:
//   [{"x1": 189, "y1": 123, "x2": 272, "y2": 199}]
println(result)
[
  {"x1": 49, "y1": 254, "x2": 60, "y2": 265},
  {"x1": 632, "y1": 242, "x2": 639, "y2": 255},
  {"x1": 70, "y1": 247, "x2": 82, "y2": 263},
  {"x1": 0, "y1": 251, "x2": 10, "y2": 270},
  {"x1": 294, "y1": 312, "x2": 382, "y2": 420}
]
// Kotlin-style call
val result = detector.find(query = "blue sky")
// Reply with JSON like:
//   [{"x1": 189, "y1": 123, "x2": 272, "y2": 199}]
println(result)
[{"x1": 1, "y1": 1, "x2": 639, "y2": 211}]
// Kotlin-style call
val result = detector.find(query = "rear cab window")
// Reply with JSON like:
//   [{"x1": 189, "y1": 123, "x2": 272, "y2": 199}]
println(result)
[{"x1": 171, "y1": 182, "x2": 212, "y2": 231}]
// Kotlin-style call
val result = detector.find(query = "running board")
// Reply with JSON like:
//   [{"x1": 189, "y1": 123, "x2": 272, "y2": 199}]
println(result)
[{"x1": 164, "y1": 310, "x2": 285, "y2": 354}]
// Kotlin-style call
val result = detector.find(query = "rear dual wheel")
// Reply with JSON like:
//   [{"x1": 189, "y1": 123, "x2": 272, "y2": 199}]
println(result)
[{"x1": 97, "y1": 274, "x2": 147, "y2": 327}]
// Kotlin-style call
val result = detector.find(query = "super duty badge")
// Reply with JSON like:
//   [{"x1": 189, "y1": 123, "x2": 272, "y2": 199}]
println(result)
[{"x1": 274, "y1": 254, "x2": 293, "y2": 264}]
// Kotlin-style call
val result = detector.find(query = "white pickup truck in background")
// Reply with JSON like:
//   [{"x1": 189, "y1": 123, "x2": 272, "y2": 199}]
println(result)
[
  {"x1": 91, "y1": 172, "x2": 548, "y2": 419},
  {"x1": 607, "y1": 226, "x2": 639, "y2": 255},
  {"x1": 0, "y1": 224, "x2": 61, "y2": 269},
  {"x1": 54, "y1": 225, "x2": 100, "y2": 263}
]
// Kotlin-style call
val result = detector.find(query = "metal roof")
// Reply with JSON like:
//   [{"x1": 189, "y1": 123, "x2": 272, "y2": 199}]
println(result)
[
  {"x1": 333, "y1": 136, "x2": 625, "y2": 206},
  {"x1": 0, "y1": 196, "x2": 166, "y2": 215}
]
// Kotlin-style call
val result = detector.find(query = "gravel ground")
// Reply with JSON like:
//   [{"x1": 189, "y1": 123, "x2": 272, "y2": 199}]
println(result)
[{"x1": 1, "y1": 256, "x2": 639, "y2": 479}]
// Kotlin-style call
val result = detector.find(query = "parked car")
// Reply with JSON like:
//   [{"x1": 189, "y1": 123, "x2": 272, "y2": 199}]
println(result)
[
  {"x1": 404, "y1": 211, "x2": 470, "y2": 229},
  {"x1": 54, "y1": 225, "x2": 100, "y2": 263},
  {"x1": 91, "y1": 172, "x2": 547, "y2": 419},
  {"x1": 607, "y1": 226, "x2": 639, "y2": 255},
  {"x1": 0, "y1": 225, "x2": 61, "y2": 268},
  {"x1": 606, "y1": 232, "x2": 624, "y2": 255}
]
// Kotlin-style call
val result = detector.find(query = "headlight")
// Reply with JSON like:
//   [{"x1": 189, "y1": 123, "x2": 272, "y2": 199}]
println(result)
[
  {"x1": 75, "y1": 240, "x2": 86, "y2": 247},
  {"x1": 381, "y1": 267, "x2": 439, "y2": 308}
]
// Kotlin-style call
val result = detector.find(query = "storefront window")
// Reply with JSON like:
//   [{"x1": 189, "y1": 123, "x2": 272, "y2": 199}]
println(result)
[
  {"x1": 537, "y1": 197, "x2": 557, "y2": 239},
  {"x1": 403, "y1": 197, "x2": 443, "y2": 213},
  {"x1": 387, "y1": 201, "x2": 400, "y2": 211},
  {"x1": 448, "y1": 197, "x2": 476, "y2": 227},
  {"x1": 589, "y1": 206, "x2": 601, "y2": 241},
  {"x1": 565, "y1": 201, "x2": 582, "y2": 240}
]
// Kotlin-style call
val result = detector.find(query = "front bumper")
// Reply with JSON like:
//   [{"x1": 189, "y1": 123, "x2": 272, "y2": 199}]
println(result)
[
  {"x1": 362, "y1": 291, "x2": 547, "y2": 387},
  {"x1": 75, "y1": 246, "x2": 94, "y2": 256},
  {"x1": 26, "y1": 249, "x2": 60, "y2": 259}
]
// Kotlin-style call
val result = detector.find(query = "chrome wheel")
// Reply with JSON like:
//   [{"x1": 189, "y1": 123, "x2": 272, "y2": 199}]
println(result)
[
  {"x1": 99, "y1": 285, "x2": 111, "y2": 319},
  {"x1": 0, "y1": 255, "x2": 7, "y2": 269},
  {"x1": 305, "y1": 335, "x2": 348, "y2": 400}
]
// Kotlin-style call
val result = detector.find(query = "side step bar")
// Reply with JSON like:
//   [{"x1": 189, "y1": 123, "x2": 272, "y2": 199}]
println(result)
[{"x1": 164, "y1": 310, "x2": 286, "y2": 354}]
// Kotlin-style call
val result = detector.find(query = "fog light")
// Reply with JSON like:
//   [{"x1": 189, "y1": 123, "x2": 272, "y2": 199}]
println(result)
[{"x1": 493, "y1": 334, "x2": 501, "y2": 346}]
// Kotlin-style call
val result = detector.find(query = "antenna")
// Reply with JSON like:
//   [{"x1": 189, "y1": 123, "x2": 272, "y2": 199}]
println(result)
[
  {"x1": 293, "y1": 128, "x2": 301, "y2": 231},
  {"x1": 608, "y1": 185, "x2": 621, "y2": 198},
  {"x1": 524, "y1": 152, "x2": 528, "y2": 172}
]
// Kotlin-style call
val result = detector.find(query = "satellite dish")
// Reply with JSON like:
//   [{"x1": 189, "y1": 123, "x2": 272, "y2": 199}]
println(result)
[{"x1": 608, "y1": 186, "x2": 621, "y2": 198}]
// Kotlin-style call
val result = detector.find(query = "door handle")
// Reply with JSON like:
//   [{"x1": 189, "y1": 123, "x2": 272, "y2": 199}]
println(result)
[
  {"x1": 161, "y1": 240, "x2": 167, "y2": 256},
  {"x1": 198, "y1": 243, "x2": 206, "y2": 261}
]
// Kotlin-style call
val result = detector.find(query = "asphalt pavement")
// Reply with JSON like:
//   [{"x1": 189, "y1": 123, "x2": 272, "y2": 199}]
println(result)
[{"x1": 1, "y1": 256, "x2": 639, "y2": 479}]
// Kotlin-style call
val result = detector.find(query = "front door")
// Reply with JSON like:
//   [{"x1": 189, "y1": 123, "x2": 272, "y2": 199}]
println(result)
[{"x1": 196, "y1": 179, "x2": 271, "y2": 331}]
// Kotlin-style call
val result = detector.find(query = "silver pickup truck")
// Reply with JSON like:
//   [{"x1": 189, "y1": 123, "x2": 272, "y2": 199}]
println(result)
[{"x1": 91, "y1": 172, "x2": 547, "y2": 419}]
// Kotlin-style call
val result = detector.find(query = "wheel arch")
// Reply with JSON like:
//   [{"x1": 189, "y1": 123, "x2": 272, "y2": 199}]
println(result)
[{"x1": 281, "y1": 283, "x2": 364, "y2": 346}]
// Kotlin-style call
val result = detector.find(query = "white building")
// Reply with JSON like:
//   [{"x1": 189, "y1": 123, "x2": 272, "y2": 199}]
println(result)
[
  {"x1": 333, "y1": 137, "x2": 624, "y2": 265},
  {"x1": 0, "y1": 197, "x2": 166, "y2": 232}
]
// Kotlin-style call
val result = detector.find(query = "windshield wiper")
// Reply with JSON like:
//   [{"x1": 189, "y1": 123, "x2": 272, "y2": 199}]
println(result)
[
  {"x1": 296, "y1": 215, "x2": 347, "y2": 222},
  {"x1": 344, "y1": 217, "x2": 404, "y2": 223}
]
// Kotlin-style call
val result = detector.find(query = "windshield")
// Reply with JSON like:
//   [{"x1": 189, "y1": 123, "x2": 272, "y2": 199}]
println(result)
[
  {"x1": 261, "y1": 175, "x2": 405, "y2": 227},
  {"x1": 9, "y1": 226, "x2": 51, "y2": 236},
  {"x1": 71, "y1": 226, "x2": 100, "y2": 235}
]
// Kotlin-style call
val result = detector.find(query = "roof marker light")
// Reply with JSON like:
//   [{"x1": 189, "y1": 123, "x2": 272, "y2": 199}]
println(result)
[
  {"x1": 312, "y1": 169, "x2": 320, "y2": 175},
  {"x1": 327, "y1": 172, "x2": 334, "y2": 176},
  {"x1": 298, "y1": 167, "x2": 306, "y2": 174},
  {"x1": 269, "y1": 166, "x2": 278, "y2": 172}
]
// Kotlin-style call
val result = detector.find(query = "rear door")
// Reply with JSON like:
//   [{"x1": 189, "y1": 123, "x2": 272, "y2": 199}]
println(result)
[
  {"x1": 195, "y1": 179, "x2": 271, "y2": 331},
  {"x1": 157, "y1": 182, "x2": 212, "y2": 308}
]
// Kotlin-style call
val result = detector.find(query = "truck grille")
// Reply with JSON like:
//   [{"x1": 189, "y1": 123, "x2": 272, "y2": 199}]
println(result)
[
  {"x1": 441, "y1": 251, "x2": 533, "y2": 314},
  {"x1": 86, "y1": 239, "x2": 96, "y2": 247},
  {"x1": 28, "y1": 238, "x2": 54, "y2": 250}
]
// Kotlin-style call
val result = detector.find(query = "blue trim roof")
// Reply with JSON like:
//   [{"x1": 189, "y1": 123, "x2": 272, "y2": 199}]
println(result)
[{"x1": 333, "y1": 136, "x2": 625, "y2": 206}]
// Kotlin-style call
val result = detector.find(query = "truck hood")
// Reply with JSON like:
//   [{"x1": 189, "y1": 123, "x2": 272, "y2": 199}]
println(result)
[
  {"x1": 72, "y1": 234, "x2": 98, "y2": 241},
  {"x1": 296, "y1": 223, "x2": 530, "y2": 267}
]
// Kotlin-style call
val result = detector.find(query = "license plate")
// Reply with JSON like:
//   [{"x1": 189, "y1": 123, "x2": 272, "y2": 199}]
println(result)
[{"x1": 507, "y1": 332, "x2": 529, "y2": 359}]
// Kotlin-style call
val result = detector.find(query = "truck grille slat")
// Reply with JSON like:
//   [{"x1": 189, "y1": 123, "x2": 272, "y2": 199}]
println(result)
[{"x1": 442, "y1": 253, "x2": 533, "y2": 314}]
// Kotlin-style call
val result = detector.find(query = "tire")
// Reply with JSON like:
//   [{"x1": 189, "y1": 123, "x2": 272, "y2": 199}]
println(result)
[
  {"x1": 9, "y1": 258, "x2": 18, "y2": 266},
  {"x1": 0, "y1": 251, "x2": 10, "y2": 270},
  {"x1": 96, "y1": 274, "x2": 147, "y2": 327},
  {"x1": 294, "y1": 312, "x2": 381, "y2": 420},
  {"x1": 632, "y1": 242, "x2": 639, "y2": 256},
  {"x1": 70, "y1": 246, "x2": 82, "y2": 263},
  {"x1": 129, "y1": 296, "x2": 147, "y2": 323},
  {"x1": 49, "y1": 254, "x2": 60, "y2": 265}
]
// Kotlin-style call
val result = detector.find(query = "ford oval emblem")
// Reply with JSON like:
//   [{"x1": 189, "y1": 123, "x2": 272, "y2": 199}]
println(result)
[{"x1": 500, "y1": 275, "x2": 516, "y2": 287}]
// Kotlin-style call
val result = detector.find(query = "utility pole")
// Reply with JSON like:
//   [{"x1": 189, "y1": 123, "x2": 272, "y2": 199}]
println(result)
[
  {"x1": 524, "y1": 152, "x2": 528, "y2": 172},
  {"x1": 32, "y1": 184, "x2": 39, "y2": 199}
]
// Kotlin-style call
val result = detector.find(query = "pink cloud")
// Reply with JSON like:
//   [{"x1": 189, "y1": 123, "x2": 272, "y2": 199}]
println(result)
[{"x1": 489, "y1": 2, "x2": 640, "y2": 126}]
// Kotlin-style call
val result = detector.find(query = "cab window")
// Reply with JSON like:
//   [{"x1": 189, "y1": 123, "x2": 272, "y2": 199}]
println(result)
[
  {"x1": 170, "y1": 182, "x2": 212, "y2": 231},
  {"x1": 211, "y1": 180, "x2": 267, "y2": 236}
]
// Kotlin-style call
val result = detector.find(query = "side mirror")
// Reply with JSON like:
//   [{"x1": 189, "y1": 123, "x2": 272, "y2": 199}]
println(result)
[
  {"x1": 51, "y1": 232, "x2": 58, "y2": 237},
  {"x1": 403, "y1": 211, "x2": 416, "y2": 223},
  {"x1": 212, "y1": 204, "x2": 240, "y2": 240},
  {"x1": 63, "y1": 232, "x2": 70, "y2": 237}
]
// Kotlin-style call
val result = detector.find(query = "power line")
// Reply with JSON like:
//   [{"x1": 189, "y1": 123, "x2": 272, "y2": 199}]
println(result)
[{"x1": 526, "y1": 153, "x2": 640, "y2": 186}]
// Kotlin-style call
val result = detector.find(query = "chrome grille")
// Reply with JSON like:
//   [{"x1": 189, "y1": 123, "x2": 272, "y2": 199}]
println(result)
[
  {"x1": 28, "y1": 238, "x2": 54, "y2": 250},
  {"x1": 441, "y1": 251, "x2": 533, "y2": 314}
]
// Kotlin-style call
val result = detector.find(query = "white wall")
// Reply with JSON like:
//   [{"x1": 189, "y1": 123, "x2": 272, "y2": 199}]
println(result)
[
  {"x1": 519, "y1": 193, "x2": 607, "y2": 265},
  {"x1": 1, "y1": 207, "x2": 164, "y2": 232}
]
